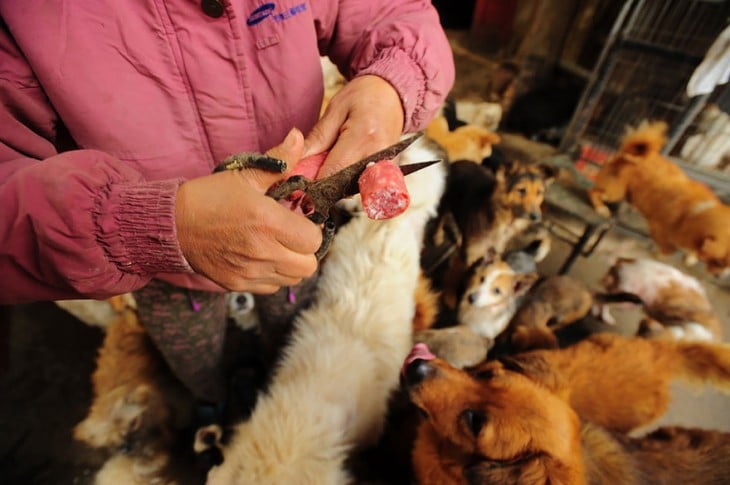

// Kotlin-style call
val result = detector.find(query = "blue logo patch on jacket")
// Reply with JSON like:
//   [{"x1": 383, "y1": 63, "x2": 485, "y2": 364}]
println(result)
[{"x1": 246, "y1": 2, "x2": 307, "y2": 26}]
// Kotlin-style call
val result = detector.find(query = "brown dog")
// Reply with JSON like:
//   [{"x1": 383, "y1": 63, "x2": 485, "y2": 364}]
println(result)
[
  {"x1": 426, "y1": 115, "x2": 501, "y2": 164},
  {"x1": 589, "y1": 121, "x2": 730, "y2": 276},
  {"x1": 403, "y1": 334, "x2": 730, "y2": 484},
  {"x1": 498, "y1": 275, "x2": 642, "y2": 353}
]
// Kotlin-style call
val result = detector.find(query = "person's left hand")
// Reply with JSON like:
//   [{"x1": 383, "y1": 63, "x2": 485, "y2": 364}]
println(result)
[{"x1": 303, "y1": 74, "x2": 405, "y2": 179}]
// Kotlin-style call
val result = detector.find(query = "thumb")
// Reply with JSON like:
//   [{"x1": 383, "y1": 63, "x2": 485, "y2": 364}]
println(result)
[
  {"x1": 246, "y1": 128, "x2": 305, "y2": 191},
  {"x1": 303, "y1": 106, "x2": 346, "y2": 158},
  {"x1": 267, "y1": 127, "x2": 305, "y2": 165}
]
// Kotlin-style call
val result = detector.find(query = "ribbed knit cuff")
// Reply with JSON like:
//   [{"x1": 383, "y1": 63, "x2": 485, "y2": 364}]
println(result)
[{"x1": 94, "y1": 179, "x2": 194, "y2": 275}]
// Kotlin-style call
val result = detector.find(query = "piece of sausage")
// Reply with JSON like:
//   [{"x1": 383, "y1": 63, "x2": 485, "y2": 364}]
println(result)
[{"x1": 359, "y1": 160, "x2": 410, "y2": 220}]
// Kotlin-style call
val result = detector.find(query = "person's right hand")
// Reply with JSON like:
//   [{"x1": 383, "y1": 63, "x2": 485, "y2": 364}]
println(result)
[{"x1": 175, "y1": 128, "x2": 322, "y2": 294}]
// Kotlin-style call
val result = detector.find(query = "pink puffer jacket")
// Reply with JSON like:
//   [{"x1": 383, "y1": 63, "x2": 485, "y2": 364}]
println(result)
[{"x1": 0, "y1": 0, "x2": 454, "y2": 303}]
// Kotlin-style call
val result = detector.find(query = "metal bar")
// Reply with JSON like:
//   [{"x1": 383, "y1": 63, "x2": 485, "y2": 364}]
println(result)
[{"x1": 560, "y1": 0, "x2": 637, "y2": 153}]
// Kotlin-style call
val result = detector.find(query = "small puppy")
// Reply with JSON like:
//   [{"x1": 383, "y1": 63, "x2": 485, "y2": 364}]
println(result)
[
  {"x1": 426, "y1": 114, "x2": 501, "y2": 164},
  {"x1": 456, "y1": 251, "x2": 538, "y2": 340},
  {"x1": 402, "y1": 337, "x2": 730, "y2": 485},
  {"x1": 602, "y1": 257, "x2": 724, "y2": 341},
  {"x1": 589, "y1": 120, "x2": 730, "y2": 276}
]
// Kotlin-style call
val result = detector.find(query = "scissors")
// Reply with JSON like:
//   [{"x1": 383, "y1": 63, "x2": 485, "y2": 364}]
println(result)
[{"x1": 214, "y1": 132, "x2": 440, "y2": 259}]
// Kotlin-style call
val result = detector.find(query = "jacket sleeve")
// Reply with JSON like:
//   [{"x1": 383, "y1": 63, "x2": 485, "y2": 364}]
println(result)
[
  {"x1": 0, "y1": 31, "x2": 192, "y2": 304},
  {"x1": 312, "y1": 0, "x2": 455, "y2": 133}
]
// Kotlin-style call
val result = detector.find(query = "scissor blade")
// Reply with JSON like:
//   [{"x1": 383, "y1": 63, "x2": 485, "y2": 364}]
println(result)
[
  {"x1": 357, "y1": 132, "x2": 424, "y2": 166},
  {"x1": 337, "y1": 159, "x2": 442, "y2": 199},
  {"x1": 399, "y1": 159, "x2": 441, "y2": 176}
]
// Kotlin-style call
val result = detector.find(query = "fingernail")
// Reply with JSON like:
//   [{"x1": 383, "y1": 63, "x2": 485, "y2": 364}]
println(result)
[{"x1": 283, "y1": 128, "x2": 299, "y2": 149}]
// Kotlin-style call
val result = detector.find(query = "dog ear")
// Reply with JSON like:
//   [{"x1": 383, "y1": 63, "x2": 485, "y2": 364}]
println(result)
[
  {"x1": 499, "y1": 353, "x2": 564, "y2": 391},
  {"x1": 700, "y1": 235, "x2": 723, "y2": 258},
  {"x1": 480, "y1": 131, "x2": 502, "y2": 147},
  {"x1": 484, "y1": 247, "x2": 498, "y2": 264},
  {"x1": 537, "y1": 163, "x2": 557, "y2": 185},
  {"x1": 513, "y1": 272, "x2": 539, "y2": 296}
]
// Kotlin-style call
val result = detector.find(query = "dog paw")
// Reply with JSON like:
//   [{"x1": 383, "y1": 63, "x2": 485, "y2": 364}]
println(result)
[{"x1": 682, "y1": 252, "x2": 699, "y2": 266}]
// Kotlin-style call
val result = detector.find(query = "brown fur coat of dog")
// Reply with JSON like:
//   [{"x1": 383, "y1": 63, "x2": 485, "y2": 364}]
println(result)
[
  {"x1": 589, "y1": 121, "x2": 730, "y2": 276},
  {"x1": 404, "y1": 333, "x2": 730, "y2": 484}
]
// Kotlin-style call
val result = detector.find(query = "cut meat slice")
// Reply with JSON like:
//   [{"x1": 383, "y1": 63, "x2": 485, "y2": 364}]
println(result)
[{"x1": 359, "y1": 160, "x2": 410, "y2": 220}]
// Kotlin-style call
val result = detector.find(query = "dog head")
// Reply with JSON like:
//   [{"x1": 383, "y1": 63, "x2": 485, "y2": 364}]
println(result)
[
  {"x1": 402, "y1": 345, "x2": 582, "y2": 484},
  {"x1": 74, "y1": 384, "x2": 171, "y2": 454},
  {"x1": 497, "y1": 162, "x2": 555, "y2": 222},
  {"x1": 458, "y1": 250, "x2": 538, "y2": 339},
  {"x1": 698, "y1": 233, "x2": 730, "y2": 277}
]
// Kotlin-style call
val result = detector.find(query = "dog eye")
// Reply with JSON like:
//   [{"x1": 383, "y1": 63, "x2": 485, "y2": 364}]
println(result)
[
  {"x1": 517, "y1": 188, "x2": 527, "y2": 196},
  {"x1": 462, "y1": 409, "x2": 487, "y2": 438},
  {"x1": 480, "y1": 276, "x2": 486, "y2": 283},
  {"x1": 493, "y1": 288, "x2": 502, "y2": 295}
]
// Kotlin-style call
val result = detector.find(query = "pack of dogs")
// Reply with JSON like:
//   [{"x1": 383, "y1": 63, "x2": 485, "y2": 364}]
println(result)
[{"x1": 70, "y1": 109, "x2": 730, "y2": 484}]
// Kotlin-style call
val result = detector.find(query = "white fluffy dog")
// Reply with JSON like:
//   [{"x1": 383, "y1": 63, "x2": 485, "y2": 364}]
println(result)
[{"x1": 206, "y1": 137, "x2": 446, "y2": 484}]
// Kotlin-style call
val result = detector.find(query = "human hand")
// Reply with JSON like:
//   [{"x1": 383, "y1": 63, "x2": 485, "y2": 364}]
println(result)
[
  {"x1": 304, "y1": 75, "x2": 405, "y2": 178},
  {"x1": 175, "y1": 128, "x2": 322, "y2": 294}
]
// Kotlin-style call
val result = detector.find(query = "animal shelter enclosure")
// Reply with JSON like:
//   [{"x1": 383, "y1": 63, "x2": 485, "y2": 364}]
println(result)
[
  {"x1": 3, "y1": 1, "x2": 730, "y2": 484},
  {"x1": 561, "y1": 0, "x2": 730, "y2": 201}
]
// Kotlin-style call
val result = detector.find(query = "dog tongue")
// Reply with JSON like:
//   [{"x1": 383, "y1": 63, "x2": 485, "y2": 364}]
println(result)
[{"x1": 404, "y1": 343, "x2": 436, "y2": 367}]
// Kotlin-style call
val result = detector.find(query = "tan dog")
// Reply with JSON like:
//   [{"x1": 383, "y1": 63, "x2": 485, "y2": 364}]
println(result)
[
  {"x1": 456, "y1": 252, "x2": 538, "y2": 340},
  {"x1": 589, "y1": 121, "x2": 730, "y2": 276},
  {"x1": 426, "y1": 115, "x2": 501, "y2": 164},
  {"x1": 403, "y1": 334, "x2": 730, "y2": 484},
  {"x1": 498, "y1": 275, "x2": 642, "y2": 353}
]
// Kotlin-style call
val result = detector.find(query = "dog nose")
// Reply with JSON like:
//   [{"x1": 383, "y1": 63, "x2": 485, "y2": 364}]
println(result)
[
  {"x1": 529, "y1": 212, "x2": 541, "y2": 222},
  {"x1": 468, "y1": 292, "x2": 477, "y2": 304},
  {"x1": 405, "y1": 359, "x2": 434, "y2": 386}
]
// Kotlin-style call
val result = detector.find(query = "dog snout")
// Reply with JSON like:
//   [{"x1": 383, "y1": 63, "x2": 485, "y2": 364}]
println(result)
[
  {"x1": 405, "y1": 359, "x2": 435, "y2": 387},
  {"x1": 528, "y1": 211, "x2": 541, "y2": 222}
]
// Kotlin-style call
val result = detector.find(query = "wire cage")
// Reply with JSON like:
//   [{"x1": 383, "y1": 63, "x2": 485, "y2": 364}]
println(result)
[{"x1": 560, "y1": 0, "x2": 730, "y2": 199}]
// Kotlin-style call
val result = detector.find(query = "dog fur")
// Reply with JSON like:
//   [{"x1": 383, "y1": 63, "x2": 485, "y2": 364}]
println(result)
[
  {"x1": 589, "y1": 121, "x2": 730, "y2": 276},
  {"x1": 456, "y1": 251, "x2": 538, "y2": 340},
  {"x1": 602, "y1": 257, "x2": 723, "y2": 341},
  {"x1": 429, "y1": 159, "x2": 553, "y2": 311},
  {"x1": 500, "y1": 275, "x2": 595, "y2": 352},
  {"x1": 403, "y1": 333, "x2": 730, "y2": 484},
  {"x1": 498, "y1": 275, "x2": 643, "y2": 353},
  {"x1": 205, "y1": 137, "x2": 446, "y2": 484},
  {"x1": 426, "y1": 115, "x2": 501, "y2": 164},
  {"x1": 74, "y1": 298, "x2": 192, "y2": 485}
]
